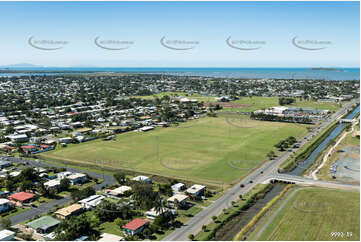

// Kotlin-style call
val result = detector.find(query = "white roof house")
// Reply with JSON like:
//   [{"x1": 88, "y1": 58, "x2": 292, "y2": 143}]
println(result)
[
  {"x1": 5, "y1": 134, "x2": 28, "y2": 142},
  {"x1": 97, "y1": 233, "x2": 123, "y2": 241},
  {"x1": 171, "y1": 183, "x2": 185, "y2": 192},
  {"x1": 139, "y1": 126, "x2": 154, "y2": 132},
  {"x1": 0, "y1": 229, "x2": 15, "y2": 241},
  {"x1": 186, "y1": 184, "x2": 206, "y2": 196},
  {"x1": 67, "y1": 173, "x2": 87, "y2": 185},
  {"x1": 44, "y1": 179, "x2": 61, "y2": 189},
  {"x1": 79, "y1": 195, "x2": 105, "y2": 209},
  {"x1": 145, "y1": 207, "x2": 174, "y2": 219},
  {"x1": 34, "y1": 167, "x2": 47, "y2": 173},
  {"x1": 56, "y1": 171, "x2": 72, "y2": 179},
  {"x1": 9, "y1": 171, "x2": 21, "y2": 177},
  {"x1": 167, "y1": 194, "x2": 188, "y2": 203},
  {"x1": 108, "y1": 186, "x2": 132, "y2": 196},
  {"x1": 0, "y1": 199, "x2": 10, "y2": 213},
  {"x1": 132, "y1": 175, "x2": 152, "y2": 183}
]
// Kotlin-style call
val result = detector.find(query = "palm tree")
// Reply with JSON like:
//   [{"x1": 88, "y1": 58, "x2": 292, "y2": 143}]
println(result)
[{"x1": 154, "y1": 195, "x2": 165, "y2": 215}]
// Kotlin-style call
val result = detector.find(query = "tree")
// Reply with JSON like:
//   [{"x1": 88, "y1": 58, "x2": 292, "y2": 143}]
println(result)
[
  {"x1": 212, "y1": 216, "x2": 217, "y2": 223},
  {"x1": 132, "y1": 182, "x2": 158, "y2": 210},
  {"x1": 153, "y1": 195, "x2": 166, "y2": 215},
  {"x1": 266, "y1": 151, "x2": 275, "y2": 159},
  {"x1": 114, "y1": 218, "x2": 125, "y2": 227},
  {"x1": 71, "y1": 187, "x2": 95, "y2": 201},
  {"x1": 55, "y1": 214, "x2": 93, "y2": 240},
  {"x1": 59, "y1": 178, "x2": 70, "y2": 191},
  {"x1": 202, "y1": 225, "x2": 207, "y2": 231},
  {"x1": 188, "y1": 234, "x2": 195, "y2": 241},
  {"x1": 20, "y1": 180, "x2": 35, "y2": 191},
  {"x1": 114, "y1": 172, "x2": 128, "y2": 185},
  {"x1": 94, "y1": 200, "x2": 121, "y2": 222},
  {"x1": 0, "y1": 218, "x2": 11, "y2": 229}
]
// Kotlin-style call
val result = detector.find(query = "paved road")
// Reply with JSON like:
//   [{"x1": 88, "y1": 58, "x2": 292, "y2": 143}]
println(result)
[
  {"x1": 0, "y1": 157, "x2": 116, "y2": 228},
  {"x1": 265, "y1": 174, "x2": 360, "y2": 191},
  {"x1": 163, "y1": 100, "x2": 359, "y2": 241}
]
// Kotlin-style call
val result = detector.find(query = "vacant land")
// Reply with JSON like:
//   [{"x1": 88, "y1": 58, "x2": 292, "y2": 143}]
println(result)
[
  {"x1": 221, "y1": 96, "x2": 342, "y2": 112},
  {"x1": 40, "y1": 115, "x2": 308, "y2": 185},
  {"x1": 133, "y1": 94, "x2": 342, "y2": 112},
  {"x1": 133, "y1": 92, "x2": 215, "y2": 102},
  {"x1": 318, "y1": 131, "x2": 360, "y2": 183},
  {"x1": 249, "y1": 188, "x2": 360, "y2": 241}
]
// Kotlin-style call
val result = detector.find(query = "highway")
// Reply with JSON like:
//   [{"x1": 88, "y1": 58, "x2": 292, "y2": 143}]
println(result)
[{"x1": 163, "y1": 99, "x2": 359, "y2": 241}]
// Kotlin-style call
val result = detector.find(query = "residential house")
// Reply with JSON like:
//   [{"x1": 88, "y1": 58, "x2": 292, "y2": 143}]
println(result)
[
  {"x1": 107, "y1": 186, "x2": 132, "y2": 197},
  {"x1": 185, "y1": 184, "x2": 205, "y2": 197},
  {"x1": 171, "y1": 183, "x2": 185, "y2": 193},
  {"x1": 59, "y1": 137, "x2": 72, "y2": 144},
  {"x1": 67, "y1": 173, "x2": 87, "y2": 185},
  {"x1": 0, "y1": 229, "x2": 15, "y2": 241},
  {"x1": 55, "y1": 203, "x2": 83, "y2": 219},
  {"x1": 9, "y1": 171, "x2": 21, "y2": 177},
  {"x1": 56, "y1": 171, "x2": 72, "y2": 179},
  {"x1": 122, "y1": 218, "x2": 149, "y2": 236},
  {"x1": 145, "y1": 207, "x2": 174, "y2": 220},
  {"x1": 79, "y1": 195, "x2": 105, "y2": 210},
  {"x1": 97, "y1": 233, "x2": 123, "y2": 241},
  {"x1": 6, "y1": 134, "x2": 28, "y2": 143},
  {"x1": 8, "y1": 192, "x2": 35, "y2": 205},
  {"x1": 132, "y1": 175, "x2": 152, "y2": 184},
  {"x1": 0, "y1": 199, "x2": 10, "y2": 213},
  {"x1": 26, "y1": 216, "x2": 60, "y2": 234},
  {"x1": 0, "y1": 161, "x2": 11, "y2": 169},
  {"x1": 44, "y1": 179, "x2": 61, "y2": 190},
  {"x1": 139, "y1": 126, "x2": 154, "y2": 132},
  {"x1": 167, "y1": 194, "x2": 188, "y2": 208}
]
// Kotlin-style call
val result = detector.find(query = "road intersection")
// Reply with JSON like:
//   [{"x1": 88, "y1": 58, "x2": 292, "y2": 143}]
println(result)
[{"x1": 163, "y1": 100, "x2": 359, "y2": 241}]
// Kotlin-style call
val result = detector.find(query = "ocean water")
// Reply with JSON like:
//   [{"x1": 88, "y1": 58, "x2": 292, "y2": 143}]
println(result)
[{"x1": 0, "y1": 67, "x2": 359, "y2": 80}]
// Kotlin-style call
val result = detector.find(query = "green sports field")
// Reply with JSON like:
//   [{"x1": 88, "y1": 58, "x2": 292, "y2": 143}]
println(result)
[
  {"x1": 249, "y1": 188, "x2": 360, "y2": 241},
  {"x1": 40, "y1": 115, "x2": 308, "y2": 184}
]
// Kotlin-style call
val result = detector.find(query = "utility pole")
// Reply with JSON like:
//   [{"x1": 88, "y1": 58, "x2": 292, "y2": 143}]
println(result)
[{"x1": 156, "y1": 136, "x2": 159, "y2": 161}]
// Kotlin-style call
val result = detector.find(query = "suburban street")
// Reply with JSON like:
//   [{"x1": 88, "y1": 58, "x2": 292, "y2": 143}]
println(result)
[
  {"x1": 0, "y1": 157, "x2": 116, "y2": 229},
  {"x1": 163, "y1": 99, "x2": 360, "y2": 241}
]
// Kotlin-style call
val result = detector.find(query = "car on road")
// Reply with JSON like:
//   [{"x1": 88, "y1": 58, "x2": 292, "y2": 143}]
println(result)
[
  {"x1": 240, "y1": 184, "x2": 245, "y2": 188},
  {"x1": 260, "y1": 171, "x2": 264, "y2": 174},
  {"x1": 249, "y1": 180, "x2": 253, "y2": 183}
]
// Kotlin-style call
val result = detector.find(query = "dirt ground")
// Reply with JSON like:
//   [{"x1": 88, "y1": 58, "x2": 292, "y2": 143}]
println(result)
[{"x1": 334, "y1": 146, "x2": 360, "y2": 183}]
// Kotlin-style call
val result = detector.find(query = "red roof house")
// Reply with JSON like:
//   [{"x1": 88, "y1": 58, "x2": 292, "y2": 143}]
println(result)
[
  {"x1": 122, "y1": 218, "x2": 149, "y2": 236},
  {"x1": 8, "y1": 192, "x2": 35, "y2": 204},
  {"x1": 21, "y1": 145, "x2": 36, "y2": 150}
]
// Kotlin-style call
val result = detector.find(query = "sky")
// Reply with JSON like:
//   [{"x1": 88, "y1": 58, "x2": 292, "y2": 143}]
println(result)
[{"x1": 0, "y1": 1, "x2": 359, "y2": 67}]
